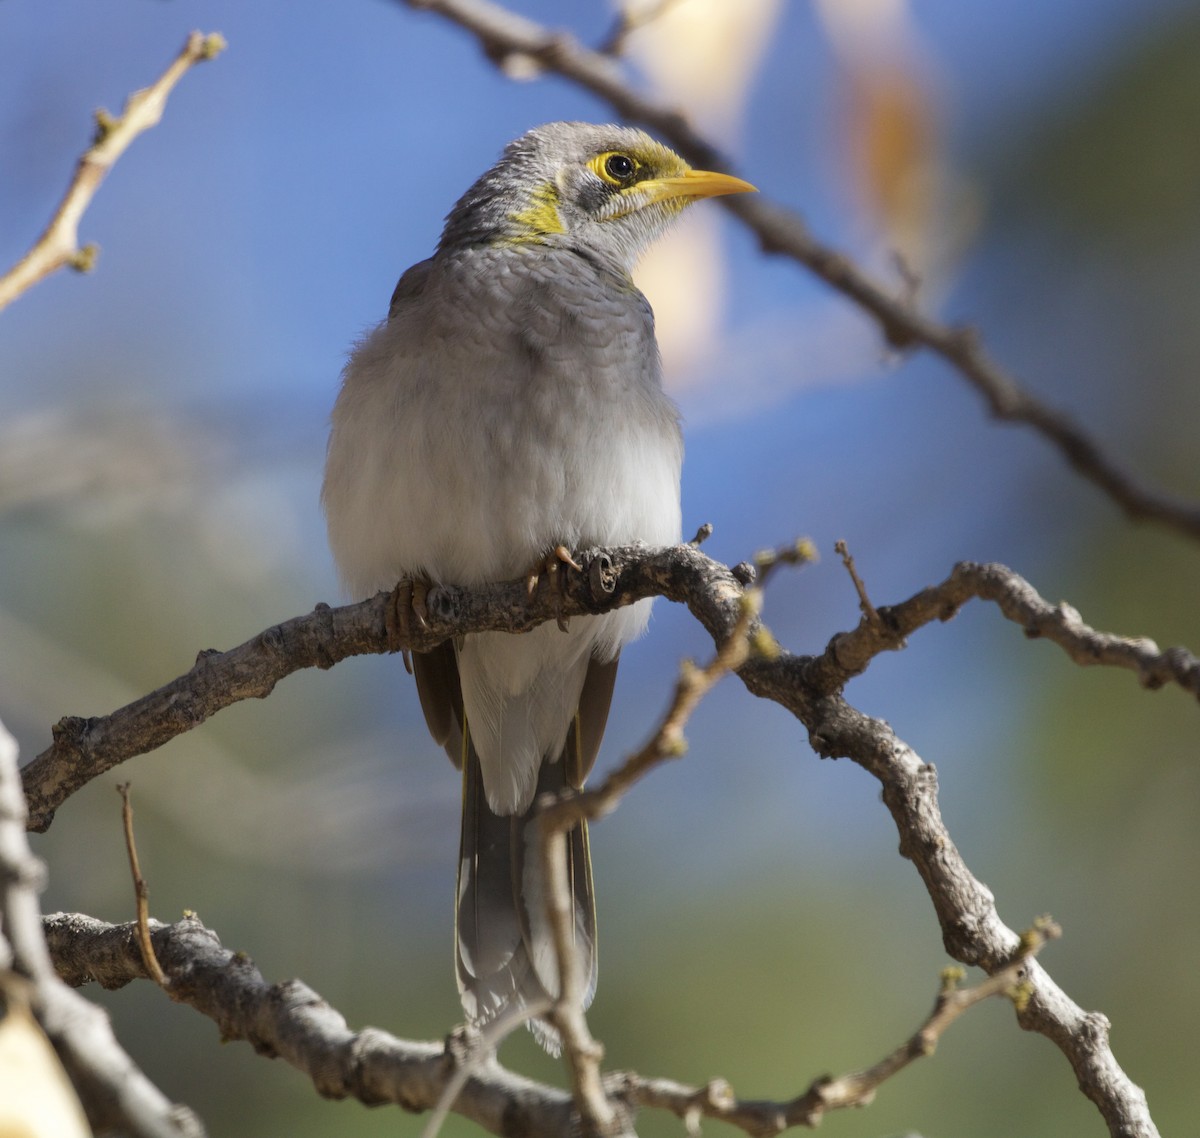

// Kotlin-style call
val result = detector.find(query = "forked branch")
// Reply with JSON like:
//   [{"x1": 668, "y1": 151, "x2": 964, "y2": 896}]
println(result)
[
  {"x1": 39, "y1": 911, "x2": 1060, "y2": 1138},
  {"x1": 23, "y1": 543, "x2": 1175, "y2": 1135},
  {"x1": 0, "y1": 31, "x2": 225, "y2": 312},
  {"x1": 22, "y1": 546, "x2": 1197, "y2": 833}
]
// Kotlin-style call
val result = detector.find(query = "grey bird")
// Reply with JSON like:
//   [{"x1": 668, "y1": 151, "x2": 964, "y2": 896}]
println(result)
[{"x1": 323, "y1": 121, "x2": 754, "y2": 1048}]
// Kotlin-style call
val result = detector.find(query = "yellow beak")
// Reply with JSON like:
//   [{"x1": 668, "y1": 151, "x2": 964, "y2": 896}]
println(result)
[{"x1": 637, "y1": 168, "x2": 757, "y2": 205}]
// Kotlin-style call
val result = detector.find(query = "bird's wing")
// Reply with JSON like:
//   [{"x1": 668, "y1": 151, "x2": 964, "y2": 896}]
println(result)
[
  {"x1": 412, "y1": 642, "x2": 464, "y2": 768},
  {"x1": 388, "y1": 258, "x2": 434, "y2": 319},
  {"x1": 568, "y1": 655, "x2": 619, "y2": 787}
]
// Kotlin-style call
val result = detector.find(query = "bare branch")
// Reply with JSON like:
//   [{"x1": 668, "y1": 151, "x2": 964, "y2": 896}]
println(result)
[
  {"x1": 613, "y1": 918, "x2": 1061, "y2": 1135},
  {"x1": 540, "y1": 825, "x2": 621, "y2": 1136},
  {"x1": 536, "y1": 589, "x2": 764, "y2": 1134},
  {"x1": 0, "y1": 722, "x2": 204, "y2": 1137},
  {"x1": 0, "y1": 31, "x2": 225, "y2": 312},
  {"x1": 116, "y1": 784, "x2": 168, "y2": 988},
  {"x1": 399, "y1": 0, "x2": 1200, "y2": 542},
  {"x1": 803, "y1": 559, "x2": 1200, "y2": 697},
  {"x1": 19, "y1": 542, "x2": 741, "y2": 832},
  {"x1": 43, "y1": 913, "x2": 581, "y2": 1138},
  {"x1": 40, "y1": 912, "x2": 1057, "y2": 1138},
  {"x1": 756, "y1": 686, "x2": 1158, "y2": 1136},
  {"x1": 418, "y1": 999, "x2": 553, "y2": 1138},
  {"x1": 21, "y1": 546, "x2": 1183, "y2": 1133},
  {"x1": 798, "y1": 919, "x2": 1060, "y2": 1119},
  {"x1": 21, "y1": 546, "x2": 1197, "y2": 834},
  {"x1": 542, "y1": 587, "x2": 763, "y2": 835}
]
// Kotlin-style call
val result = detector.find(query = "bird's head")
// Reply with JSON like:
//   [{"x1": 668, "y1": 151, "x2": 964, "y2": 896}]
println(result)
[{"x1": 438, "y1": 121, "x2": 756, "y2": 270}]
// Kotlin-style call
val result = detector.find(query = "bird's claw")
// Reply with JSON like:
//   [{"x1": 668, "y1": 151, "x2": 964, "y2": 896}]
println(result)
[
  {"x1": 553, "y1": 544, "x2": 583, "y2": 573},
  {"x1": 386, "y1": 578, "x2": 431, "y2": 670},
  {"x1": 525, "y1": 545, "x2": 581, "y2": 632}
]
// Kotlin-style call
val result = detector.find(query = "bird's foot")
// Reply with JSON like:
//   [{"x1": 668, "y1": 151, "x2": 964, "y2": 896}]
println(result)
[
  {"x1": 525, "y1": 545, "x2": 582, "y2": 633},
  {"x1": 386, "y1": 577, "x2": 431, "y2": 673}
]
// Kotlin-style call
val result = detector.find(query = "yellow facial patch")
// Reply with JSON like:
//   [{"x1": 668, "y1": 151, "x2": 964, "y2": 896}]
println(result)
[{"x1": 508, "y1": 182, "x2": 566, "y2": 239}]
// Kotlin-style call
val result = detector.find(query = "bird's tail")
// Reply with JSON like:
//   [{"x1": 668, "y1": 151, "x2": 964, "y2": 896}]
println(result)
[{"x1": 455, "y1": 726, "x2": 597, "y2": 1053}]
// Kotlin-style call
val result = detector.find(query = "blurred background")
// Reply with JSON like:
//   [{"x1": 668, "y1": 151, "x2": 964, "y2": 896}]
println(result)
[{"x1": 3, "y1": 1, "x2": 1200, "y2": 1135}]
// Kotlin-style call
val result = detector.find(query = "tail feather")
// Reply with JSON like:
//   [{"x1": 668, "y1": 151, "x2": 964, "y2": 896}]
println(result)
[
  {"x1": 455, "y1": 728, "x2": 596, "y2": 1052},
  {"x1": 427, "y1": 648, "x2": 615, "y2": 1052},
  {"x1": 513, "y1": 738, "x2": 598, "y2": 1005}
]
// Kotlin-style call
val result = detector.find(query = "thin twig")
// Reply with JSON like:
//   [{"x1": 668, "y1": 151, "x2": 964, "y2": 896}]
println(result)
[
  {"x1": 794, "y1": 917, "x2": 1061, "y2": 1121},
  {"x1": 806, "y1": 558, "x2": 1200, "y2": 698},
  {"x1": 418, "y1": 1001, "x2": 553, "y2": 1138},
  {"x1": 754, "y1": 537, "x2": 819, "y2": 589},
  {"x1": 614, "y1": 918, "x2": 1062, "y2": 1133},
  {"x1": 550, "y1": 587, "x2": 763, "y2": 833},
  {"x1": 116, "y1": 784, "x2": 168, "y2": 988},
  {"x1": 399, "y1": 0, "x2": 1200, "y2": 542},
  {"x1": 538, "y1": 590, "x2": 766, "y2": 1134},
  {"x1": 540, "y1": 826, "x2": 619, "y2": 1136},
  {"x1": 535, "y1": 590, "x2": 764, "y2": 1133},
  {"x1": 834, "y1": 538, "x2": 880, "y2": 625},
  {"x1": 0, "y1": 31, "x2": 225, "y2": 312},
  {"x1": 0, "y1": 724, "x2": 204, "y2": 1137}
]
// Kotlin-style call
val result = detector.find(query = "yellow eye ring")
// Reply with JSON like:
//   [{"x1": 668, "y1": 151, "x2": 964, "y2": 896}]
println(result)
[{"x1": 592, "y1": 151, "x2": 639, "y2": 186}]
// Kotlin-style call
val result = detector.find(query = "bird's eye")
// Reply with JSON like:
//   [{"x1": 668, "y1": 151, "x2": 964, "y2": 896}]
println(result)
[{"x1": 603, "y1": 153, "x2": 636, "y2": 183}]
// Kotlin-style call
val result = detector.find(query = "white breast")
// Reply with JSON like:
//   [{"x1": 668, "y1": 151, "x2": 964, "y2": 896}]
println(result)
[{"x1": 322, "y1": 245, "x2": 683, "y2": 811}]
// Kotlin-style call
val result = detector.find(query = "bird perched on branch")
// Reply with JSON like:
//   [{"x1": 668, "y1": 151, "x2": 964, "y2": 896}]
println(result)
[{"x1": 323, "y1": 121, "x2": 754, "y2": 1049}]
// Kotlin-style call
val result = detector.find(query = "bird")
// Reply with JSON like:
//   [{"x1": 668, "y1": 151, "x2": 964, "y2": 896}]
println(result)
[{"x1": 322, "y1": 121, "x2": 754, "y2": 1049}]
